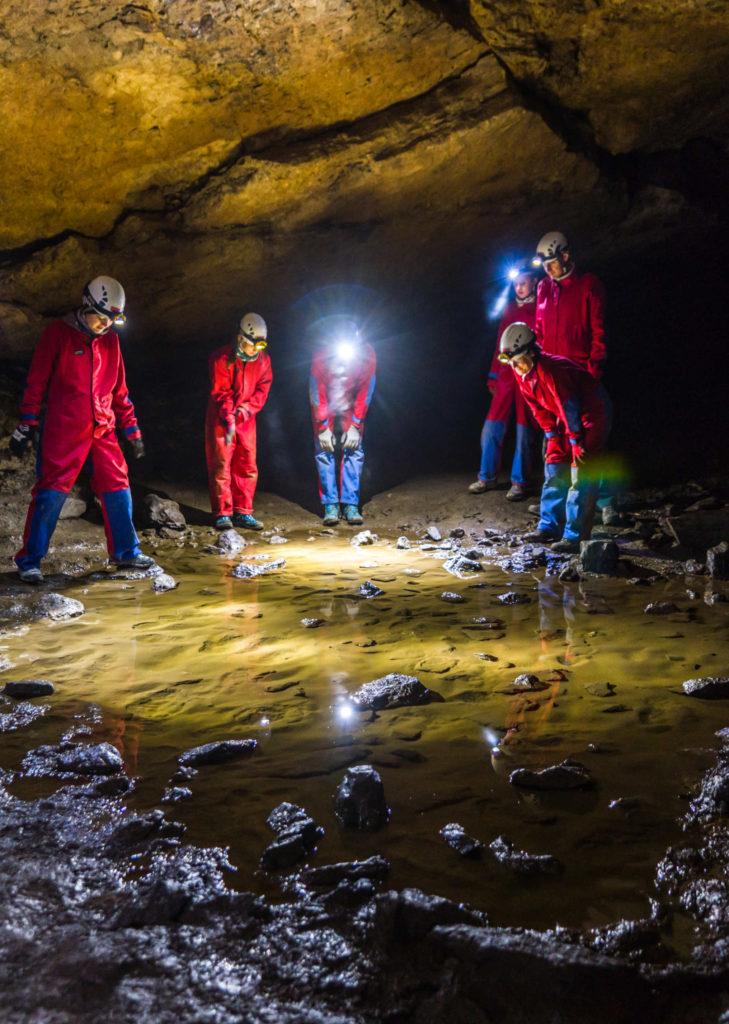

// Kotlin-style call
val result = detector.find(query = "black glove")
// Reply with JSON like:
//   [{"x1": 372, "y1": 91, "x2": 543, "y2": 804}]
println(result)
[
  {"x1": 130, "y1": 436, "x2": 145, "y2": 459},
  {"x1": 9, "y1": 423, "x2": 37, "y2": 458}
]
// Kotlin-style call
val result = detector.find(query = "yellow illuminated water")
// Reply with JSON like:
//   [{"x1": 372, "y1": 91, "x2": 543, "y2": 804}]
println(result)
[{"x1": 2, "y1": 528, "x2": 728, "y2": 936}]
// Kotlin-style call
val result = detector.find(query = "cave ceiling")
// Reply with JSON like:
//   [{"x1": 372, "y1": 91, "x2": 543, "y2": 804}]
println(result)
[{"x1": 1, "y1": 0, "x2": 729, "y2": 356}]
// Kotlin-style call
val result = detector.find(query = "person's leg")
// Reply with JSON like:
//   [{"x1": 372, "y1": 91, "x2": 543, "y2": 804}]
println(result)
[
  {"x1": 510, "y1": 387, "x2": 534, "y2": 489},
  {"x1": 314, "y1": 415, "x2": 340, "y2": 520},
  {"x1": 205, "y1": 410, "x2": 235, "y2": 518},
  {"x1": 231, "y1": 418, "x2": 258, "y2": 515},
  {"x1": 562, "y1": 461, "x2": 599, "y2": 542},
  {"x1": 538, "y1": 461, "x2": 570, "y2": 537},
  {"x1": 476, "y1": 378, "x2": 513, "y2": 485},
  {"x1": 89, "y1": 432, "x2": 142, "y2": 563}
]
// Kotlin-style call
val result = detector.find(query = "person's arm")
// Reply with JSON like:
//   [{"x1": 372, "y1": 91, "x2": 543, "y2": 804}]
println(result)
[
  {"x1": 110, "y1": 338, "x2": 142, "y2": 442},
  {"x1": 19, "y1": 324, "x2": 61, "y2": 427},
  {"x1": 585, "y1": 275, "x2": 607, "y2": 379},
  {"x1": 351, "y1": 344, "x2": 376, "y2": 428},
  {"x1": 209, "y1": 350, "x2": 236, "y2": 426},
  {"x1": 309, "y1": 349, "x2": 330, "y2": 432}
]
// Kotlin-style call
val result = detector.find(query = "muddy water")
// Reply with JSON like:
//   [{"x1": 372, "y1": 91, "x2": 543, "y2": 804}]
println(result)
[{"x1": 2, "y1": 531, "x2": 728, "y2": 935}]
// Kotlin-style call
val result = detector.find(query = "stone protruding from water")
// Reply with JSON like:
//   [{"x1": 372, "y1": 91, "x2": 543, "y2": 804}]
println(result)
[
  {"x1": 683, "y1": 677, "x2": 729, "y2": 700},
  {"x1": 217, "y1": 529, "x2": 246, "y2": 554},
  {"x1": 440, "y1": 822, "x2": 484, "y2": 858},
  {"x1": 489, "y1": 835, "x2": 563, "y2": 875},
  {"x1": 707, "y1": 541, "x2": 729, "y2": 579},
  {"x1": 334, "y1": 765, "x2": 389, "y2": 830},
  {"x1": 260, "y1": 801, "x2": 323, "y2": 870},
  {"x1": 350, "y1": 530, "x2": 377, "y2": 547},
  {"x1": 509, "y1": 760, "x2": 593, "y2": 790},
  {"x1": 580, "y1": 539, "x2": 619, "y2": 574},
  {"x1": 35, "y1": 593, "x2": 84, "y2": 620},
  {"x1": 644, "y1": 601, "x2": 680, "y2": 615},
  {"x1": 3, "y1": 680, "x2": 55, "y2": 698},
  {"x1": 152, "y1": 573, "x2": 177, "y2": 592},
  {"x1": 349, "y1": 673, "x2": 444, "y2": 711},
  {"x1": 179, "y1": 738, "x2": 257, "y2": 767}
]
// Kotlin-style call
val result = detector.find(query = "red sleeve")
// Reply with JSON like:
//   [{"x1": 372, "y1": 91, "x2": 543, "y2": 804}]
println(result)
[
  {"x1": 110, "y1": 337, "x2": 141, "y2": 439},
  {"x1": 517, "y1": 374, "x2": 559, "y2": 435},
  {"x1": 351, "y1": 344, "x2": 376, "y2": 425},
  {"x1": 309, "y1": 349, "x2": 329, "y2": 428},
  {"x1": 585, "y1": 274, "x2": 607, "y2": 379},
  {"x1": 209, "y1": 349, "x2": 236, "y2": 426},
  {"x1": 19, "y1": 323, "x2": 61, "y2": 426},
  {"x1": 239, "y1": 354, "x2": 273, "y2": 419}
]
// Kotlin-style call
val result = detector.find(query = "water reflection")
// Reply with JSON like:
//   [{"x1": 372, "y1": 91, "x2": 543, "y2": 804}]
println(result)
[{"x1": 1, "y1": 531, "x2": 728, "y2": 932}]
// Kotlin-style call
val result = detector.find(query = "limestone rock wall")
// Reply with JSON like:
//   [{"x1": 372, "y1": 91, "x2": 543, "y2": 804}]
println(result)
[{"x1": 0, "y1": 0, "x2": 728, "y2": 357}]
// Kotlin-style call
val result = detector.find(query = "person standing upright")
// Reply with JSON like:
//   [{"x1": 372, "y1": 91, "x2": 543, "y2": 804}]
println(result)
[
  {"x1": 469, "y1": 262, "x2": 540, "y2": 501},
  {"x1": 10, "y1": 275, "x2": 153, "y2": 582},
  {"x1": 206, "y1": 312, "x2": 273, "y2": 531},
  {"x1": 309, "y1": 319, "x2": 376, "y2": 526}
]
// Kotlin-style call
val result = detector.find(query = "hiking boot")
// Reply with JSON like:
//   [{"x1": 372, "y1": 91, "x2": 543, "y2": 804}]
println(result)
[
  {"x1": 552, "y1": 538, "x2": 580, "y2": 554},
  {"x1": 343, "y1": 504, "x2": 363, "y2": 525},
  {"x1": 523, "y1": 529, "x2": 559, "y2": 544},
  {"x1": 468, "y1": 479, "x2": 498, "y2": 494},
  {"x1": 18, "y1": 567, "x2": 44, "y2": 584},
  {"x1": 112, "y1": 553, "x2": 156, "y2": 569},
  {"x1": 233, "y1": 513, "x2": 263, "y2": 530},
  {"x1": 527, "y1": 503, "x2": 541, "y2": 516},
  {"x1": 506, "y1": 484, "x2": 528, "y2": 502},
  {"x1": 215, "y1": 515, "x2": 233, "y2": 530},
  {"x1": 322, "y1": 503, "x2": 340, "y2": 526}
]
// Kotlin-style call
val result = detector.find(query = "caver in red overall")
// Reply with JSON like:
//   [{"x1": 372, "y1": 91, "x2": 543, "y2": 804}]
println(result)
[
  {"x1": 15, "y1": 316, "x2": 144, "y2": 572},
  {"x1": 309, "y1": 342, "x2": 376, "y2": 506},
  {"x1": 205, "y1": 346, "x2": 273, "y2": 516},
  {"x1": 534, "y1": 270, "x2": 607, "y2": 379},
  {"x1": 478, "y1": 295, "x2": 537, "y2": 488},
  {"x1": 513, "y1": 349, "x2": 607, "y2": 542}
]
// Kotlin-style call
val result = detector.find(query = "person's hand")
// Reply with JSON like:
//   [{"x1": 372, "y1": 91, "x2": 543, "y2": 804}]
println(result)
[
  {"x1": 341, "y1": 424, "x2": 361, "y2": 450},
  {"x1": 235, "y1": 404, "x2": 250, "y2": 421},
  {"x1": 318, "y1": 427, "x2": 335, "y2": 452},
  {"x1": 225, "y1": 421, "x2": 236, "y2": 446},
  {"x1": 9, "y1": 423, "x2": 37, "y2": 458},
  {"x1": 130, "y1": 436, "x2": 145, "y2": 460},
  {"x1": 570, "y1": 439, "x2": 585, "y2": 465},
  {"x1": 487, "y1": 378, "x2": 497, "y2": 396}
]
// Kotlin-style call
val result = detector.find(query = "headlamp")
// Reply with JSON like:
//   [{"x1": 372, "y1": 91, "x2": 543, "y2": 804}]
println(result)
[
  {"x1": 242, "y1": 330, "x2": 267, "y2": 351},
  {"x1": 507, "y1": 267, "x2": 519, "y2": 281},
  {"x1": 497, "y1": 352, "x2": 514, "y2": 364},
  {"x1": 531, "y1": 255, "x2": 543, "y2": 268},
  {"x1": 336, "y1": 340, "x2": 356, "y2": 362}
]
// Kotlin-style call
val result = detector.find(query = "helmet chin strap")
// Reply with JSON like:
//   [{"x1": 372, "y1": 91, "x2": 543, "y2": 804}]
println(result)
[
  {"x1": 75, "y1": 308, "x2": 109, "y2": 337},
  {"x1": 551, "y1": 260, "x2": 574, "y2": 282}
]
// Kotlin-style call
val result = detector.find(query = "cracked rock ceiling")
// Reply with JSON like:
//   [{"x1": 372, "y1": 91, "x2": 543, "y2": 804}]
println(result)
[{"x1": 1, "y1": 0, "x2": 729, "y2": 357}]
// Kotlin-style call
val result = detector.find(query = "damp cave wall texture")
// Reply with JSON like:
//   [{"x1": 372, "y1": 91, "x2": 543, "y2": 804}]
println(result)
[{"x1": 1, "y1": 0, "x2": 729, "y2": 502}]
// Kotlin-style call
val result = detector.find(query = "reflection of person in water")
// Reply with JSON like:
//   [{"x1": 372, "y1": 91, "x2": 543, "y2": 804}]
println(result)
[{"x1": 537, "y1": 579, "x2": 576, "y2": 666}]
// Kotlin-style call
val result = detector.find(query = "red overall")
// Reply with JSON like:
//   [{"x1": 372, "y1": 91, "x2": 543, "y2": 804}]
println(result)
[
  {"x1": 534, "y1": 270, "x2": 607, "y2": 379},
  {"x1": 15, "y1": 316, "x2": 142, "y2": 569},
  {"x1": 205, "y1": 346, "x2": 273, "y2": 516}
]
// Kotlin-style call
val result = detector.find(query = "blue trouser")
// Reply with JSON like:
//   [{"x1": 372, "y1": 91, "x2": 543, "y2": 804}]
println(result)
[
  {"x1": 315, "y1": 442, "x2": 365, "y2": 506},
  {"x1": 479, "y1": 420, "x2": 532, "y2": 486},
  {"x1": 595, "y1": 385, "x2": 613, "y2": 512},
  {"x1": 16, "y1": 486, "x2": 140, "y2": 572},
  {"x1": 538, "y1": 462, "x2": 598, "y2": 541}
]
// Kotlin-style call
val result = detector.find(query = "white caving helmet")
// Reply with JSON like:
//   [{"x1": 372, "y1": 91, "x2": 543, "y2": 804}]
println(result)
[
  {"x1": 532, "y1": 230, "x2": 572, "y2": 277},
  {"x1": 239, "y1": 312, "x2": 268, "y2": 350},
  {"x1": 498, "y1": 322, "x2": 537, "y2": 364},
  {"x1": 82, "y1": 276, "x2": 126, "y2": 326}
]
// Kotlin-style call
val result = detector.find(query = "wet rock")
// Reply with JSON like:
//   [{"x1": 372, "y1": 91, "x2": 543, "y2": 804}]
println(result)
[
  {"x1": 443, "y1": 553, "x2": 483, "y2": 577},
  {"x1": 301, "y1": 617, "x2": 325, "y2": 628},
  {"x1": 439, "y1": 822, "x2": 484, "y2": 858},
  {"x1": 685, "y1": 559, "x2": 706, "y2": 575},
  {"x1": 465, "y1": 616, "x2": 504, "y2": 630},
  {"x1": 34, "y1": 593, "x2": 84, "y2": 620},
  {"x1": 162, "y1": 786, "x2": 193, "y2": 804},
  {"x1": 269, "y1": 534, "x2": 288, "y2": 545},
  {"x1": 217, "y1": 528, "x2": 246, "y2": 554},
  {"x1": 0, "y1": 699, "x2": 50, "y2": 732},
  {"x1": 587, "y1": 919, "x2": 664, "y2": 963},
  {"x1": 23, "y1": 740, "x2": 125, "y2": 777},
  {"x1": 350, "y1": 529, "x2": 377, "y2": 546},
  {"x1": 665, "y1": 508, "x2": 729, "y2": 549},
  {"x1": 334, "y1": 765, "x2": 389, "y2": 830},
  {"x1": 379, "y1": 887, "x2": 486, "y2": 939},
  {"x1": 509, "y1": 673, "x2": 548, "y2": 692},
  {"x1": 704, "y1": 590, "x2": 728, "y2": 606},
  {"x1": 105, "y1": 809, "x2": 185, "y2": 855},
  {"x1": 496, "y1": 591, "x2": 531, "y2": 605},
  {"x1": 489, "y1": 835, "x2": 563, "y2": 876},
  {"x1": 559, "y1": 562, "x2": 582, "y2": 582},
  {"x1": 585, "y1": 681, "x2": 616, "y2": 698},
  {"x1": 359, "y1": 580, "x2": 384, "y2": 598},
  {"x1": 683, "y1": 677, "x2": 729, "y2": 699},
  {"x1": 689, "y1": 763, "x2": 729, "y2": 819},
  {"x1": 178, "y1": 738, "x2": 257, "y2": 766},
  {"x1": 510, "y1": 760, "x2": 593, "y2": 790},
  {"x1": 261, "y1": 801, "x2": 324, "y2": 870},
  {"x1": 295, "y1": 854, "x2": 390, "y2": 891},
  {"x1": 231, "y1": 558, "x2": 285, "y2": 578},
  {"x1": 349, "y1": 672, "x2": 444, "y2": 710},
  {"x1": 644, "y1": 601, "x2": 680, "y2": 615},
  {"x1": 580, "y1": 539, "x2": 619, "y2": 574},
  {"x1": 144, "y1": 493, "x2": 186, "y2": 531},
  {"x1": 396, "y1": 536, "x2": 411, "y2": 549},
  {"x1": 3, "y1": 679, "x2": 55, "y2": 698},
  {"x1": 707, "y1": 541, "x2": 729, "y2": 579},
  {"x1": 152, "y1": 572, "x2": 177, "y2": 592},
  {"x1": 474, "y1": 652, "x2": 498, "y2": 662},
  {"x1": 439, "y1": 591, "x2": 465, "y2": 603}
]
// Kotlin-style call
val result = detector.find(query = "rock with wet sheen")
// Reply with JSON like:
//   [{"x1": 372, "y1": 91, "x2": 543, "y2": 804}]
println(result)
[
  {"x1": 396, "y1": 536, "x2": 411, "y2": 549},
  {"x1": 301, "y1": 617, "x2": 325, "y2": 628},
  {"x1": 644, "y1": 601, "x2": 680, "y2": 615},
  {"x1": 439, "y1": 591, "x2": 465, "y2": 603},
  {"x1": 3, "y1": 679, "x2": 55, "y2": 698},
  {"x1": 359, "y1": 581, "x2": 384, "y2": 598},
  {"x1": 145, "y1": 493, "x2": 186, "y2": 531},
  {"x1": 34, "y1": 593, "x2": 84, "y2": 620},
  {"x1": 217, "y1": 528, "x2": 246, "y2": 554},
  {"x1": 443, "y1": 553, "x2": 483, "y2": 577},
  {"x1": 295, "y1": 854, "x2": 390, "y2": 890},
  {"x1": 19, "y1": 740, "x2": 127, "y2": 777},
  {"x1": 152, "y1": 572, "x2": 177, "y2": 592},
  {"x1": 440, "y1": 822, "x2": 484, "y2": 859},
  {"x1": 349, "y1": 673, "x2": 444, "y2": 710},
  {"x1": 231, "y1": 558, "x2": 285, "y2": 578},
  {"x1": 489, "y1": 835, "x2": 563, "y2": 876},
  {"x1": 707, "y1": 541, "x2": 729, "y2": 579},
  {"x1": 496, "y1": 591, "x2": 531, "y2": 605},
  {"x1": 178, "y1": 738, "x2": 257, "y2": 767},
  {"x1": 580, "y1": 539, "x2": 619, "y2": 574},
  {"x1": 509, "y1": 673, "x2": 547, "y2": 692},
  {"x1": 261, "y1": 801, "x2": 323, "y2": 870},
  {"x1": 334, "y1": 765, "x2": 389, "y2": 830},
  {"x1": 683, "y1": 677, "x2": 729, "y2": 700},
  {"x1": 350, "y1": 530, "x2": 377, "y2": 546},
  {"x1": 509, "y1": 760, "x2": 593, "y2": 790}
]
